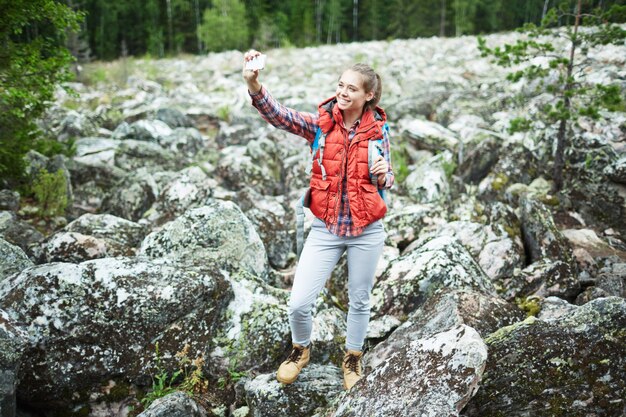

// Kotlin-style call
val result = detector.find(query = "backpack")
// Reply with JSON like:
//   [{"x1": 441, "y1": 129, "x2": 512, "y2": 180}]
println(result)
[{"x1": 295, "y1": 123, "x2": 390, "y2": 258}]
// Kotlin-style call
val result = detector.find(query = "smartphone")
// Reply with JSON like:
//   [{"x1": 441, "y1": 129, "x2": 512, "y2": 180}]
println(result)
[{"x1": 245, "y1": 54, "x2": 266, "y2": 71}]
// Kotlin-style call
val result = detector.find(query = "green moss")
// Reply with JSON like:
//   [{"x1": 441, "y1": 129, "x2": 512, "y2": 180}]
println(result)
[
  {"x1": 485, "y1": 315, "x2": 537, "y2": 345},
  {"x1": 491, "y1": 172, "x2": 509, "y2": 191},
  {"x1": 103, "y1": 380, "x2": 132, "y2": 402},
  {"x1": 516, "y1": 296, "x2": 542, "y2": 317}
]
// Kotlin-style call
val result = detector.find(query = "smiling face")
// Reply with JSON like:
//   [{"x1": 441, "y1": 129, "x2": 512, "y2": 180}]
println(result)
[{"x1": 335, "y1": 69, "x2": 375, "y2": 114}]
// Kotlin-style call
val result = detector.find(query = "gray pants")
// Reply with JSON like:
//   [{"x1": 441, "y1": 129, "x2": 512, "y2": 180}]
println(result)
[{"x1": 289, "y1": 218, "x2": 386, "y2": 351}]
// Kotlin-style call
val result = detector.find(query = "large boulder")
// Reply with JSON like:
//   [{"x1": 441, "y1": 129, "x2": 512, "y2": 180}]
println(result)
[
  {"x1": 0, "y1": 212, "x2": 44, "y2": 259},
  {"x1": 371, "y1": 236, "x2": 497, "y2": 321},
  {"x1": 333, "y1": 325, "x2": 487, "y2": 417},
  {"x1": 212, "y1": 271, "x2": 345, "y2": 375},
  {"x1": 365, "y1": 289, "x2": 523, "y2": 371},
  {"x1": 236, "y1": 188, "x2": 295, "y2": 270},
  {"x1": 40, "y1": 214, "x2": 146, "y2": 262},
  {"x1": 399, "y1": 118, "x2": 459, "y2": 152},
  {"x1": 0, "y1": 310, "x2": 28, "y2": 417},
  {"x1": 0, "y1": 238, "x2": 34, "y2": 282},
  {"x1": 463, "y1": 297, "x2": 626, "y2": 417},
  {"x1": 141, "y1": 166, "x2": 218, "y2": 227},
  {"x1": 382, "y1": 202, "x2": 447, "y2": 250},
  {"x1": 0, "y1": 258, "x2": 231, "y2": 410},
  {"x1": 604, "y1": 156, "x2": 626, "y2": 184},
  {"x1": 404, "y1": 151, "x2": 454, "y2": 204},
  {"x1": 155, "y1": 108, "x2": 194, "y2": 129},
  {"x1": 139, "y1": 201, "x2": 268, "y2": 278},
  {"x1": 0, "y1": 190, "x2": 20, "y2": 212},
  {"x1": 137, "y1": 392, "x2": 207, "y2": 417},
  {"x1": 242, "y1": 364, "x2": 343, "y2": 417}
]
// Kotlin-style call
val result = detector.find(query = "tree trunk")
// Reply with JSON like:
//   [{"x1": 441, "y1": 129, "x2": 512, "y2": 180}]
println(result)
[
  {"x1": 316, "y1": 0, "x2": 323, "y2": 44},
  {"x1": 541, "y1": 0, "x2": 550, "y2": 22},
  {"x1": 553, "y1": 0, "x2": 582, "y2": 192},
  {"x1": 166, "y1": 0, "x2": 173, "y2": 54},
  {"x1": 353, "y1": 0, "x2": 358, "y2": 41},
  {"x1": 440, "y1": 0, "x2": 446, "y2": 37},
  {"x1": 194, "y1": 0, "x2": 202, "y2": 53}
]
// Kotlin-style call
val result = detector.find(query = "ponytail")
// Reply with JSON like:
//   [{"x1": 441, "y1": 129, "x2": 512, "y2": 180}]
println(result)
[{"x1": 350, "y1": 63, "x2": 382, "y2": 110}]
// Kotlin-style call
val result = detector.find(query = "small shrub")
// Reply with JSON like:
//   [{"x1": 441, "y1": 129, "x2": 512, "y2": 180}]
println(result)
[{"x1": 31, "y1": 168, "x2": 68, "y2": 218}]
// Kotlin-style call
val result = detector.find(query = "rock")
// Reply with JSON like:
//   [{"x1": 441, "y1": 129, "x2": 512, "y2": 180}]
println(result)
[
  {"x1": 0, "y1": 310, "x2": 28, "y2": 417},
  {"x1": 371, "y1": 236, "x2": 497, "y2": 320},
  {"x1": 101, "y1": 168, "x2": 162, "y2": 222},
  {"x1": 457, "y1": 132, "x2": 502, "y2": 184},
  {"x1": 58, "y1": 110, "x2": 97, "y2": 141},
  {"x1": 114, "y1": 139, "x2": 180, "y2": 172},
  {"x1": 40, "y1": 232, "x2": 109, "y2": 263},
  {"x1": 138, "y1": 392, "x2": 207, "y2": 417},
  {"x1": 0, "y1": 257, "x2": 231, "y2": 410},
  {"x1": 576, "y1": 261, "x2": 626, "y2": 304},
  {"x1": 520, "y1": 196, "x2": 577, "y2": 265},
  {"x1": 141, "y1": 166, "x2": 218, "y2": 227},
  {"x1": 404, "y1": 151, "x2": 454, "y2": 204},
  {"x1": 562, "y1": 228, "x2": 626, "y2": 260},
  {"x1": 73, "y1": 137, "x2": 121, "y2": 166},
  {"x1": 604, "y1": 156, "x2": 626, "y2": 184},
  {"x1": 399, "y1": 118, "x2": 459, "y2": 152},
  {"x1": 365, "y1": 289, "x2": 523, "y2": 371},
  {"x1": 417, "y1": 220, "x2": 525, "y2": 283},
  {"x1": 212, "y1": 271, "x2": 344, "y2": 375},
  {"x1": 155, "y1": 108, "x2": 194, "y2": 129},
  {"x1": 40, "y1": 214, "x2": 147, "y2": 262},
  {"x1": 382, "y1": 202, "x2": 446, "y2": 250},
  {"x1": 0, "y1": 211, "x2": 44, "y2": 259},
  {"x1": 243, "y1": 364, "x2": 343, "y2": 417},
  {"x1": 159, "y1": 127, "x2": 205, "y2": 157},
  {"x1": 500, "y1": 259, "x2": 581, "y2": 301},
  {"x1": 463, "y1": 297, "x2": 626, "y2": 417},
  {"x1": 0, "y1": 190, "x2": 20, "y2": 212},
  {"x1": 139, "y1": 201, "x2": 268, "y2": 279},
  {"x1": 333, "y1": 325, "x2": 487, "y2": 417},
  {"x1": 237, "y1": 188, "x2": 294, "y2": 269},
  {"x1": 66, "y1": 213, "x2": 146, "y2": 250},
  {"x1": 0, "y1": 238, "x2": 34, "y2": 282}
]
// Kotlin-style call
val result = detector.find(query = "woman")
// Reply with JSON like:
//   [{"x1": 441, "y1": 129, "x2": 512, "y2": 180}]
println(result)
[{"x1": 243, "y1": 50, "x2": 394, "y2": 390}]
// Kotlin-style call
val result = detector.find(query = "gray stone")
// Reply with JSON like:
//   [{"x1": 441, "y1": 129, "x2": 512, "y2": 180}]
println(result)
[
  {"x1": 365, "y1": 289, "x2": 523, "y2": 371},
  {"x1": 371, "y1": 236, "x2": 497, "y2": 321},
  {"x1": 399, "y1": 118, "x2": 459, "y2": 152},
  {"x1": 140, "y1": 166, "x2": 217, "y2": 227},
  {"x1": 155, "y1": 108, "x2": 194, "y2": 129},
  {"x1": 333, "y1": 325, "x2": 487, "y2": 417},
  {"x1": 604, "y1": 155, "x2": 626, "y2": 184},
  {"x1": 0, "y1": 257, "x2": 231, "y2": 410},
  {"x1": 463, "y1": 297, "x2": 626, "y2": 417},
  {"x1": 382, "y1": 202, "x2": 447, "y2": 250},
  {"x1": 114, "y1": 139, "x2": 180, "y2": 172},
  {"x1": 100, "y1": 168, "x2": 163, "y2": 222},
  {"x1": 58, "y1": 110, "x2": 97, "y2": 141},
  {"x1": 243, "y1": 365, "x2": 343, "y2": 417},
  {"x1": 0, "y1": 310, "x2": 27, "y2": 417},
  {"x1": 0, "y1": 212, "x2": 44, "y2": 259},
  {"x1": 0, "y1": 191, "x2": 19, "y2": 212},
  {"x1": 0, "y1": 239, "x2": 33, "y2": 283},
  {"x1": 139, "y1": 201, "x2": 268, "y2": 278},
  {"x1": 404, "y1": 151, "x2": 453, "y2": 204},
  {"x1": 138, "y1": 392, "x2": 207, "y2": 417},
  {"x1": 458, "y1": 133, "x2": 502, "y2": 184}
]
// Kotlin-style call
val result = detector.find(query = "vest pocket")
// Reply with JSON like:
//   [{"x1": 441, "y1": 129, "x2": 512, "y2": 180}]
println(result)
[
  {"x1": 359, "y1": 182, "x2": 383, "y2": 221},
  {"x1": 310, "y1": 178, "x2": 331, "y2": 217}
]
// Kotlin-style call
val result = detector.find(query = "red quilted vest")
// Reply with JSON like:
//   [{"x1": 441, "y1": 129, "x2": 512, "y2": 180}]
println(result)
[{"x1": 308, "y1": 97, "x2": 388, "y2": 228}]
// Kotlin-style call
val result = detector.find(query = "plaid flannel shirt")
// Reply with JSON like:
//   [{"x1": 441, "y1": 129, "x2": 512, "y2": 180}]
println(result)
[{"x1": 250, "y1": 86, "x2": 394, "y2": 237}]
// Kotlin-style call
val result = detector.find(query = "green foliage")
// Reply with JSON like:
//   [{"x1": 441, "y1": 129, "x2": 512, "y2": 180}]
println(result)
[
  {"x1": 477, "y1": 2, "x2": 626, "y2": 190},
  {"x1": 199, "y1": 0, "x2": 249, "y2": 52},
  {"x1": 31, "y1": 169, "x2": 68, "y2": 218},
  {"x1": 516, "y1": 296, "x2": 542, "y2": 317},
  {"x1": 217, "y1": 359, "x2": 247, "y2": 389},
  {"x1": 390, "y1": 144, "x2": 410, "y2": 184},
  {"x1": 0, "y1": 0, "x2": 83, "y2": 185},
  {"x1": 141, "y1": 342, "x2": 209, "y2": 409}
]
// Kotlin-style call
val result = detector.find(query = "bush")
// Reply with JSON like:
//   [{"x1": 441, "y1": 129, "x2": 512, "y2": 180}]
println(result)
[{"x1": 31, "y1": 169, "x2": 68, "y2": 218}]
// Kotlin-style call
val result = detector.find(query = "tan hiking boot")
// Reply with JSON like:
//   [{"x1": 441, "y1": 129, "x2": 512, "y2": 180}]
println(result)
[
  {"x1": 342, "y1": 350, "x2": 363, "y2": 390},
  {"x1": 276, "y1": 344, "x2": 311, "y2": 384}
]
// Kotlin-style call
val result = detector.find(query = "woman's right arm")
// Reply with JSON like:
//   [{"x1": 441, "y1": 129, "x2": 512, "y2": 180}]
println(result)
[{"x1": 243, "y1": 50, "x2": 318, "y2": 144}]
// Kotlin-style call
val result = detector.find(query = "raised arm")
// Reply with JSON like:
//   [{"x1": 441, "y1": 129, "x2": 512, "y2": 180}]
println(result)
[{"x1": 243, "y1": 50, "x2": 318, "y2": 144}]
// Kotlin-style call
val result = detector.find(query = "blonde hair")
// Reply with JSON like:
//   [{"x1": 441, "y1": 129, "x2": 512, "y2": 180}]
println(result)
[{"x1": 350, "y1": 63, "x2": 382, "y2": 110}]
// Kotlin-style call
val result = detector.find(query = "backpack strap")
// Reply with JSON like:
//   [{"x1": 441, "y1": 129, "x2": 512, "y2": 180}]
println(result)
[{"x1": 305, "y1": 126, "x2": 327, "y2": 181}]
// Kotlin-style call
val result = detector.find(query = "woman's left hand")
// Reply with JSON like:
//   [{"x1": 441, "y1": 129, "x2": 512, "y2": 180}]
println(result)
[{"x1": 370, "y1": 155, "x2": 388, "y2": 186}]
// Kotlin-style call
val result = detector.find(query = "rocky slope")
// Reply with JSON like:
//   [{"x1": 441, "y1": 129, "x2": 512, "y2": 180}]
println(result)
[{"x1": 0, "y1": 28, "x2": 625, "y2": 417}]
